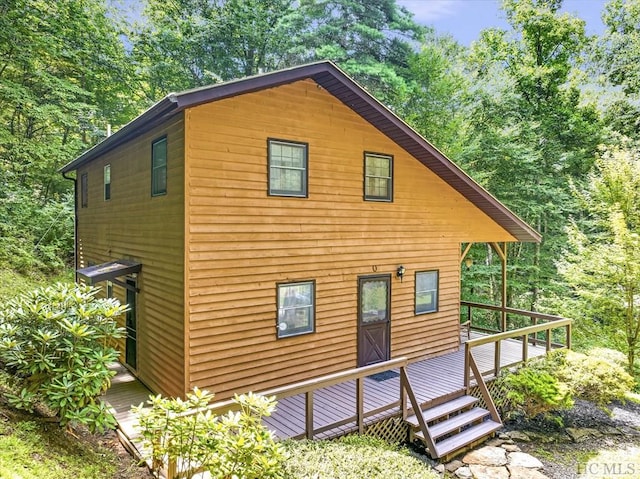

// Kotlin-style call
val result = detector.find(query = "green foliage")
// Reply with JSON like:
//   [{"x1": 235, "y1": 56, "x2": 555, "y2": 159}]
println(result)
[
  {"x1": 499, "y1": 366, "x2": 573, "y2": 419},
  {"x1": 558, "y1": 142, "x2": 640, "y2": 374},
  {"x1": 0, "y1": 185, "x2": 74, "y2": 274},
  {"x1": 554, "y1": 350, "x2": 635, "y2": 408},
  {"x1": 282, "y1": 435, "x2": 438, "y2": 479},
  {"x1": 499, "y1": 348, "x2": 635, "y2": 420},
  {"x1": 0, "y1": 283, "x2": 126, "y2": 433},
  {"x1": 134, "y1": 389, "x2": 285, "y2": 479}
]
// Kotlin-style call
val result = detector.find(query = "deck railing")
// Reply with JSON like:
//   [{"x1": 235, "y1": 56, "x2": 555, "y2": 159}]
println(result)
[
  {"x1": 167, "y1": 357, "x2": 417, "y2": 477},
  {"x1": 463, "y1": 314, "x2": 573, "y2": 389},
  {"x1": 461, "y1": 300, "x2": 572, "y2": 344}
]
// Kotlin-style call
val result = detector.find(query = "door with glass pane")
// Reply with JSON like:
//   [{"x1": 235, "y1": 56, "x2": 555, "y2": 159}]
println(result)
[
  {"x1": 125, "y1": 278, "x2": 137, "y2": 370},
  {"x1": 358, "y1": 275, "x2": 391, "y2": 367}
]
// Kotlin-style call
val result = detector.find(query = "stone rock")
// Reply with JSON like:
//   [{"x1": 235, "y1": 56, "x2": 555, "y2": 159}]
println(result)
[
  {"x1": 508, "y1": 466, "x2": 550, "y2": 479},
  {"x1": 504, "y1": 430, "x2": 531, "y2": 442},
  {"x1": 455, "y1": 466, "x2": 473, "y2": 478},
  {"x1": 462, "y1": 446, "x2": 508, "y2": 466},
  {"x1": 501, "y1": 444, "x2": 520, "y2": 452},
  {"x1": 468, "y1": 464, "x2": 509, "y2": 479},
  {"x1": 508, "y1": 451, "x2": 544, "y2": 469},
  {"x1": 435, "y1": 463, "x2": 445, "y2": 473},
  {"x1": 566, "y1": 427, "x2": 600, "y2": 443},
  {"x1": 445, "y1": 460, "x2": 464, "y2": 472},
  {"x1": 601, "y1": 425, "x2": 623, "y2": 436},
  {"x1": 485, "y1": 438, "x2": 507, "y2": 447}
]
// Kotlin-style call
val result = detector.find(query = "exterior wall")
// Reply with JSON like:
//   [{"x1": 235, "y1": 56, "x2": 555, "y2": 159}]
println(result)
[
  {"x1": 184, "y1": 79, "x2": 516, "y2": 399},
  {"x1": 76, "y1": 115, "x2": 186, "y2": 397}
]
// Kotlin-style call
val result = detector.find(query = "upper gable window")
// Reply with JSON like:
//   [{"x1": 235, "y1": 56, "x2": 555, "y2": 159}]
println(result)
[
  {"x1": 104, "y1": 164, "x2": 111, "y2": 201},
  {"x1": 364, "y1": 152, "x2": 393, "y2": 202},
  {"x1": 81, "y1": 173, "x2": 88, "y2": 208},
  {"x1": 268, "y1": 139, "x2": 308, "y2": 197},
  {"x1": 151, "y1": 137, "x2": 167, "y2": 196}
]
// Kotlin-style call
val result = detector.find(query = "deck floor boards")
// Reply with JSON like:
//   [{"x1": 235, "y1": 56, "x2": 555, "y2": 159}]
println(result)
[{"x1": 103, "y1": 332, "x2": 550, "y2": 453}]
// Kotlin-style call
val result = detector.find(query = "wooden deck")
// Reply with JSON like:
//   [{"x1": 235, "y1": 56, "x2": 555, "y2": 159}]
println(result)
[{"x1": 103, "y1": 333, "x2": 549, "y2": 457}]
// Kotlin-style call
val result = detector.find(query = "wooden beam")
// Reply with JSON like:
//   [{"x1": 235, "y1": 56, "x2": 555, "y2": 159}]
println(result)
[{"x1": 460, "y1": 243, "x2": 473, "y2": 264}]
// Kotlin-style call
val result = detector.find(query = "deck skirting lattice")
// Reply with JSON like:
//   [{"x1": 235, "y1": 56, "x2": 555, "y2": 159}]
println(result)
[
  {"x1": 343, "y1": 416, "x2": 409, "y2": 444},
  {"x1": 468, "y1": 376, "x2": 512, "y2": 414}
]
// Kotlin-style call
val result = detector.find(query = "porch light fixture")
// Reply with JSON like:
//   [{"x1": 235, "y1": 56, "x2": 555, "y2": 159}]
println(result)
[
  {"x1": 465, "y1": 258, "x2": 473, "y2": 269},
  {"x1": 396, "y1": 265, "x2": 406, "y2": 282}
]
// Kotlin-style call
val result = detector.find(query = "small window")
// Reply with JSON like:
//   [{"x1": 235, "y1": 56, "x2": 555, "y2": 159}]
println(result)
[
  {"x1": 81, "y1": 173, "x2": 88, "y2": 208},
  {"x1": 415, "y1": 270, "x2": 438, "y2": 314},
  {"x1": 277, "y1": 281, "x2": 315, "y2": 338},
  {"x1": 152, "y1": 137, "x2": 167, "y2": 196},
  {"x1": 364, "y1": 152, "x2": 393, "y2": 201},
  {"x1": 268, "y1": 139, "x2": 308, "y2": 197},
  {"x1": 104, "y1": 164, "x2": 111, "y2": 200}
]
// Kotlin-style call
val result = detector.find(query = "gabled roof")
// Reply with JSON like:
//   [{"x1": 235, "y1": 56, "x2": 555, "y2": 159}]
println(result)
[{"x1": 60, "y1": 61, "x2": 540, "y2": 243}]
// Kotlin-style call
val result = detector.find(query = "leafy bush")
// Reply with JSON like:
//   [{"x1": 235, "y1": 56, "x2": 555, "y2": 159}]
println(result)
[
  {"x1": 0, "y1": 283, "x2": 126, "y2": 432},
  {"x1": 282, "y1": 435, "x2": 438, "y2": 479},
  {"x1": 498, "y1": 348, "x2": 635, "y2": 420},
  {"x1": 134, "y1": 389, "x2": 285, "y2": 479},
  {"x1": 556, "y1": 350, "x2": 634, "y2": 408},
  {"x1": 499, "y1": 367, "x2": 573, "y2": 419}
]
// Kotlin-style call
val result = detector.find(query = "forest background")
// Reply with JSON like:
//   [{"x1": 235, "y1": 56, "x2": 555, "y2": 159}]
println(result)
[{"x1": 2, "y1": 0, "x2": 640, "y2": 378}]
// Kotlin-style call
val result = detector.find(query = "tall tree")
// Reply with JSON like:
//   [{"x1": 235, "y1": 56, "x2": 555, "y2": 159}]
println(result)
[
  {"x1": 460, "y1": 0, "x2": 602, "y2": 309},
  {"x1": 0, "y1": 0, "x2": 135, "y2": 272},
  {"x1": 558, "y1": 141, "x2": 640, "y2": 372},
  {"x1": 131, "y1": 0, "x2": 304, "y2": 97}
]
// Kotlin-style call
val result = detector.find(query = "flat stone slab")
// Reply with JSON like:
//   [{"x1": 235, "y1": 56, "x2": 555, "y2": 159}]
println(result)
[
  {"x1": 508, "y1": 451, "x2": 544, "y2": 468},
  {"x1": 469, "y1": 464, "x2": 509, "y2": 479},
  {"x1": 463, "y1": 446, "x2": 508, "y2": 466},
  {"x1": 501, "y1": 444, "x2": 520, "y2": 452},
  {"x1": 509, "y1": 466, "x2": 550, "y2": 479},
  {"x1": 566, "y1": 427, "x2": 602, "y2": 442},
  {"x1": 502, "y1": 430, "x2": 531, "y2": 442},
  {"x1": 455, "y1": 466, "x2": 473, "y2": 478}
]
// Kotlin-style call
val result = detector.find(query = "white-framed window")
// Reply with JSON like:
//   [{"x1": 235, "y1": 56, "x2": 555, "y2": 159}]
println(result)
[
  {"x1": 277, "y1": 280, "x2": 315, "y2": 338},
  {"x1": 104, "y1": 164, "x2": 111, "y2": 200},
  {"x1": 152, "y1": 136, "x2": 167, "y2": 196},
  {"x1": 415, "y1": 270, "x2": 438, "y2": 314},
  {"x1": 364, "y1": 152, "x2": 393, "y2": 201},
  {"x1": 268, "y1": 139, "x2": 308, "y2": 197}
]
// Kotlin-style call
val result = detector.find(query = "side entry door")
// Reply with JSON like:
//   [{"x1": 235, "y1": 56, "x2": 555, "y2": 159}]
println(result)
[{"x1": 358, "y1": 275, "x2": 391, "y2": 367}]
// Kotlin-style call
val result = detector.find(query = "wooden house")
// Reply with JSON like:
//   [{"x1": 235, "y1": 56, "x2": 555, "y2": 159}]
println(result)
[{"x1": 60, "y1": 61, "x2": 540, "y2": 403}]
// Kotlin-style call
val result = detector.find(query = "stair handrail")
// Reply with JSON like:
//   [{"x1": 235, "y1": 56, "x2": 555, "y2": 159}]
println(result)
[
  {"x1": 400, "y1": 368, "x2": 438, "y2": 458},
  {"x1": 465, "y1": 348, "x2": 501, "y2": 424}
]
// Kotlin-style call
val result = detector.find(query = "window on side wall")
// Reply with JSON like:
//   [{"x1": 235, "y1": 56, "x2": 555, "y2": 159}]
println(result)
[
  {"x1": 277, "y1": 281, "x2": 315, "y2": 338},
  {"x1": 268, "y1": 139, "x2": 308, "y2": 197},
  {"x1": 415, "y1": 270, "x2": 438, "y2": 314},
  {"x1": 81, "y1": 173, "x2": 88, "y2": 208},
  {"x1": 104, "y1": 164, "x2": 111, "y2": 200},
  {"x1": 151, "y1": 136, "x2": 167, "y2": 196},
  {"x1": 364, "y1": 152, "x2": 393, "y2": 201}
]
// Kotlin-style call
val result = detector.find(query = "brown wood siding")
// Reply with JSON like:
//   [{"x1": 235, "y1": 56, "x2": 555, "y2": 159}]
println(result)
[
  {"x1": 184, "y1": 79, "x2": 515, "y2": 400},
  {"x1": 76, "y1": 114, "x2": 186, "y2": 397}
]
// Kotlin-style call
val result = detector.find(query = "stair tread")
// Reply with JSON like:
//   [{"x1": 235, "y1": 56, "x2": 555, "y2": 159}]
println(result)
[
  {"x1": 406, "y1": 395, "x2": 479, "y2": 427},
  {"x1": 435, "y1": 420, "x2": 502, "y2": 458},
  {"x1": 429, "y1": 407, "x2": 491, "y2": 439}
]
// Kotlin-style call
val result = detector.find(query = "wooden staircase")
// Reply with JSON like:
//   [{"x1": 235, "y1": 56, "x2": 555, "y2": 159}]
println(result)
[{"x1": 405, "y1": 393, "x2": 502, "y2": 459}]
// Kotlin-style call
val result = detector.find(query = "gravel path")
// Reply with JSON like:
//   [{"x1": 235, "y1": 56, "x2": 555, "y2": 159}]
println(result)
[{"x1": 507, "y1": 400, "x2": 640, "y2": 479}]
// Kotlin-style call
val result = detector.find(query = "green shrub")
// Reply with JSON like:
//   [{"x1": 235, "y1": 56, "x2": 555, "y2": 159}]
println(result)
[
  {"x1": 499, "y1": 367, "x2": 573, "y2": 419},
  {"x1": 282, "y1": 435, "x2": 438, "y2": 479},
  {"x1": 134, "y1": 389, "x2": 285, "y2": 479},
  {"x1": 0, "y1": 283, "x2": 126, "y2": 432},
  {"x1": 556, "y1": 350, "x2": 634, "y2": 408}
]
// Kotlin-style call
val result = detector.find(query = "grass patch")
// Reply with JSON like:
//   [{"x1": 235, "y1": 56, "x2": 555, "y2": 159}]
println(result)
[
  {"x1": 0, "y1": 268, "x2": 72, "y2": 301},
  {"x1": 0, "y1": 368, "x2": 149, "y2": 479},
  {"x1": 282, "y1": 435, "x2": 438, "y2": 479}
]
